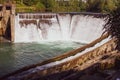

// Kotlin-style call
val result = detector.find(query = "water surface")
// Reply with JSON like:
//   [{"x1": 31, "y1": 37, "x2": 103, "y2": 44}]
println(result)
[{"x1": 0, "y1": 41, "x2": 84, "y2": 77}]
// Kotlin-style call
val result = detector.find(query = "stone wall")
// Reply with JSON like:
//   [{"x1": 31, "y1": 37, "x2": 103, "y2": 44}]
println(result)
[{"x1": 34, "y1": 39, "x2": 116, "y2": 77}]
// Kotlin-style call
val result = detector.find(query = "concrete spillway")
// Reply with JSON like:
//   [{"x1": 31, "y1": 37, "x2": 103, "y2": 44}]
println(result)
[
  {"x1": 15, "y1": 13, "x2": 106, "y2": 43},
  {"x1": 1, "y1": 13, "x2": 111, "y2": 79}
]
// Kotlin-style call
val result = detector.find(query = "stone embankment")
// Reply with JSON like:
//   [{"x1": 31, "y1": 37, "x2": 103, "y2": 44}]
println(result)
[{"x1": 33, "y1": 39, "x2": 119, "y2": 80}]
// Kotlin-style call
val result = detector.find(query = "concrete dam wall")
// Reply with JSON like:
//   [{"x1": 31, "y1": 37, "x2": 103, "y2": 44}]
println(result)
[
  {"x1": 0, "y1": 3, "x2": 15, "y2": 42},
  {"x1": 1, "y1": 11, "x2": 113, "y2": 79},
  {"x1": 15, "y1": 13, "x2": 106, "y2": 43}
]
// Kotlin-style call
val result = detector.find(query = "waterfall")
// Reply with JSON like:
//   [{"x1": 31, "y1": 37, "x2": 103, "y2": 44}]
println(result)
[
  {"x1": 15, "y1": 13, "x2": 106, "y2": 43},
  {"x1": 70, "y1": 15, "x2": 105, "y2": 43}
]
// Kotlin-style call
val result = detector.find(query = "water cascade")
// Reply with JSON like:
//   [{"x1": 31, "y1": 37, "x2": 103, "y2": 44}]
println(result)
[
  {"x1": 0, "y1": 12, "x2": 109, "y2": 78},
  {"x1": 15, "y1": 13, "x2": 106, "y2": 43}
]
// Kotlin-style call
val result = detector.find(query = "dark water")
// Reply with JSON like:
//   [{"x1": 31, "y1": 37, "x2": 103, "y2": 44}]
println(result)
[{"x1": 0, "y1": 41, "x2": 84, "y2": 77}]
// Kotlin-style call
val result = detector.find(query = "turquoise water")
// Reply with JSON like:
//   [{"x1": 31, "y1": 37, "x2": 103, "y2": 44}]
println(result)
[{"x1": 0, "y1": 41, "x2": 84, "y2": 77}]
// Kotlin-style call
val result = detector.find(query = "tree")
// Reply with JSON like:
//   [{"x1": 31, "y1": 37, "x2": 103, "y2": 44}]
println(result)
[
  {"x1": 104, "y1": 0, "x2": 116, "y2": 12},
  {"x1": 86, "y1": 0, "x2": 104, "y2": 12},
  {"x1": 40, "y1": 0, "x2": 56, "y2": 12},
  {"x1": 114, "y1": 0, "x2": 120, "y2": 7},
  {"x1": 23, "y1": 0, "x2": 38, "y2": 6},
  {"x1": 68, "y1": 0, "x2": 84, "y2": 12},
  {"x1": 35, "y1": 1, "x2": 45, "y2": 12},
  {"x1": 78, "y1": 0, "x2": 86, "y2": 11},
  {"x1": 86, "y1": 0, "x2": 117, "y2": 13},
  {"x1": 104, "y1": 7, "x2": 120, "y2": 50},
  {"x1": 63, "y1": 0, "x2": 77, "y2": 12}
]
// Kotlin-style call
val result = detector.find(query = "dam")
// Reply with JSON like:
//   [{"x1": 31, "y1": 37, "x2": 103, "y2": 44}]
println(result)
[
  {"x1": 0, "y1": 4, "x2": 106, "y2": 43},
  {"x1": 0, "y1": 12, "x2": 108, "y2": 78},
  {"x1": 1, "y1": 3, "x2": 116, "y2": 80},
  {"x1": 15, "y1": 12, "x2": 106, "y2": 43}
]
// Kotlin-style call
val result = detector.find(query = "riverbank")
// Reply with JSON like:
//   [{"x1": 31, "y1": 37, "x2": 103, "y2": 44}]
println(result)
[{"x1": 39, "y1": 50, "x2": 120, "y2": 80}]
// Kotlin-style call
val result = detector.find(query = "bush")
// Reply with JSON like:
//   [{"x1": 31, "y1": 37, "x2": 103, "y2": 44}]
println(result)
[
  {"x1": 23, "y1": 0, "x2": 38, "y2": 6},
  {"x1": 35, "y1": 2, "x2": 45, "y2": 12},
  {"x1": 104, "y1": 7, "x2": 120, "y2": 50}
]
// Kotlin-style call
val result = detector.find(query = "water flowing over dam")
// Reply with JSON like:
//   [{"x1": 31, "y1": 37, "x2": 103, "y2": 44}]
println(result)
[
  {"x1": 1, "y1": 12, "x2": 108, "y2": 78},
  {"x1": 15, "y1": 13, "x2": 106, "y2": 43},
  {"x1": 1, "y1": 3, "x2": 113, "y2": 79}
]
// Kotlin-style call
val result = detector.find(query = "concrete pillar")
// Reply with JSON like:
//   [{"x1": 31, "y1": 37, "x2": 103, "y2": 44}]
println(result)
[
  {"x1": 10, "y1": 15, "x2": 15, "y2": 42},
  {"x1": 10, "y1": 4, "x2": 15, "y2": 42}
]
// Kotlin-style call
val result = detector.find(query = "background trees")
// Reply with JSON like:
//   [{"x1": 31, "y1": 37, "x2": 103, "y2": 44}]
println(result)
[
  {"x1": 86, "y1": 0, "x2": 103, "y2": 12},
  {"x1": 86, "y1": 0, "x2": 116, "y2": 13},
  {"x1": 0, "y1": 0, "x2": 119, "y2": 13},
  {"x1": 104, "y1": 7, "x2": 120, "y2": 50},
  {"x1": 23, "y1": 0, "x2": 38, "y2": 6}
]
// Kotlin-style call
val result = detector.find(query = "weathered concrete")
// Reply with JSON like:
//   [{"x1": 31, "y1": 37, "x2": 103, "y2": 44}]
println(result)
[
  {"x1": 10, "y1": 4, "x2": 15, "y2": 42},
  {"x1": 0, "y1": 3, "x2": 15, "y2": 42}
]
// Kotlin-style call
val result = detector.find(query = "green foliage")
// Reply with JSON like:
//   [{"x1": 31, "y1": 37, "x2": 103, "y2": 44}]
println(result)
[
  {"x1": 23, "y1": 0, "x2": 38, "y2": 6},
  {"x1": 35, "y1": 2, "x2": 45, "y2": 12},
  {"x1": 40, "y1": 0, "x2": 56, "y2": 12},
  {"x1": 86, "y1": 0, "x2": 102, "y2": 12},
  {"x1": 86, "y1": 0, "x2": 116, "y2": 13},
  {"x1": 104, "y1": 7, "x2": 120, "y2": 50},
  {"x1": 79, "y1": 0, "x2": 86, "y2": 11},
  {"x1": 104, "y1": 0, "x2": 116, "y2": 12},
  {"x1": 1, "y1": 0, "x2": 120, "y2": 13}
]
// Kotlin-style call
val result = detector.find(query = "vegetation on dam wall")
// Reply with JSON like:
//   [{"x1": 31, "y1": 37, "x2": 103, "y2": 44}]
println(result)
[{"x1": 0, "y1": 0, "x2": 120, "y2": 13}]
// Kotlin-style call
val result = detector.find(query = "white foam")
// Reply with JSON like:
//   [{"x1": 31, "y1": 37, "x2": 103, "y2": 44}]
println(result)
[{"x1": 14, "y1": 13, "x2": 105, "y2": 43}]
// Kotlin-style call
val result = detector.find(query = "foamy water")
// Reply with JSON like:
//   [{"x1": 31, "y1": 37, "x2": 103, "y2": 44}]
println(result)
[{"x1": 15, "y1": 13, "x2": 105, "y2": 43}]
